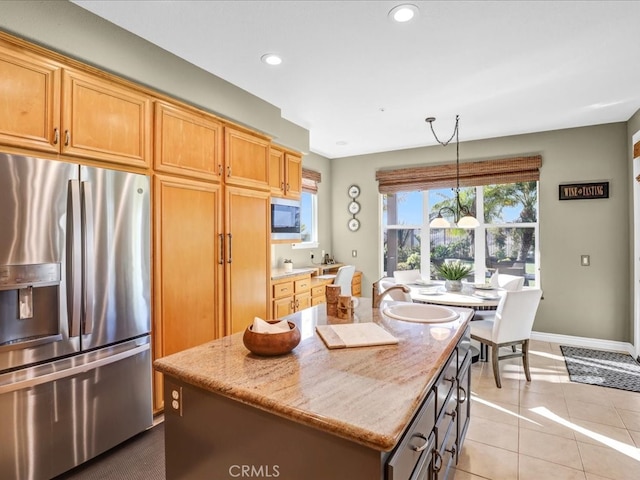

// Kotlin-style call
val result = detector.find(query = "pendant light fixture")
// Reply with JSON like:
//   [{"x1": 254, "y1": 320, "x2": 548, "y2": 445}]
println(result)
[{"x1": 426, "y1": 115, "x2": 479, "y2": 229}]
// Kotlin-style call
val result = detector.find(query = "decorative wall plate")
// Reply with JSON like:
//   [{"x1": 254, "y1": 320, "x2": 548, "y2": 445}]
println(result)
[
  {"x1": 348, "y1": 184, "x2": 360, "y2": 198},
  {"x1": 348, "y1": 217, "x2": 360, "y2": 231},
  {"x1": 348, "y1": 200, "x2": 361, "y2": 215}
]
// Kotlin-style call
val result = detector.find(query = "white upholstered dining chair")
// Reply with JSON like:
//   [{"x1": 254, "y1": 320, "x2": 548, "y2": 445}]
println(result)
[
  {"x1": 470, "y1": 288, "x2": 543, "y2": 388},
  {"x1": 333, "y1": 265, "x2": 356, "y2": 296},
  {"x1": 490, "y1": 270, "x2": 525, "y2": 291},
  {"x1": 393, "y1": 269, "x2": 422, "y2": 284}
]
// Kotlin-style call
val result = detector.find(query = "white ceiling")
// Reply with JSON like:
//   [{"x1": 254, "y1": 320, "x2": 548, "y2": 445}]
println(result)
[{"x1": 72, "y1": 0, "x2": 640, "y2": 159}]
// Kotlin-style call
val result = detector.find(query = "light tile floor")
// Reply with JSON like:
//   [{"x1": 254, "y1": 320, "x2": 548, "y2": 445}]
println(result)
[{"x1": 453, "y1": 340, "x2": 640, "y2": 480}]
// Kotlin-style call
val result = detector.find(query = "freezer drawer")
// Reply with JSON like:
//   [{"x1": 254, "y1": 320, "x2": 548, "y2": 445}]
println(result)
[{"x1": 0, "y1": 337, "x2": 152, "y2": 480}]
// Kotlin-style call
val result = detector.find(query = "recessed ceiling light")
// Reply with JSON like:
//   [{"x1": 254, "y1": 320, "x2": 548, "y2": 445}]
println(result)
[
  {"x1": 388, "y1": 4, "x2": 419, "y2": 23},
  {"x1": 261, "y1": 53, "x2": 282, "y2": 66}
]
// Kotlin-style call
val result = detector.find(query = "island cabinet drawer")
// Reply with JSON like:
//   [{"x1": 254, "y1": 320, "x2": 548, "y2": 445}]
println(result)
[
  {"x1": 434, "y1": 392, "x2": 458, "y2": 480},
  {"x1": 273, "y1": 281, "x2": 294, "y2": 299},
  {"x1": 386, "y1": 390, "x2": 436, "y2": 480},
  {"x1": 435, "y1": 353, "x2": 457, "y2": 418},
  {"x1": 294, "y1": 278, "x2": 310, "y2": 293}
]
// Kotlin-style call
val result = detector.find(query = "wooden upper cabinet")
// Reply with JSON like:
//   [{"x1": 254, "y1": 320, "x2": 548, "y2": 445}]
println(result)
[
  {"x1": 285, "y1": 152, "x2": 302, "y2": 198},
  {"x1": 154, "y1": 101, "x2": 223, "y2": 181},
  {"x1": 269, "y1": 145, "x2": 302, "y2": 198},
  {"x1": 61, "y1": 69, "x2": 151, "y2": 168},
  {"x1": 224, "y1": 126, "x2": 270, "y2": 190},
  {"x1": 0, "y1": 42, "x2": 61, "y2": 153},
  {"x1": 269, "y1": 146, "x2": 285, "y2": 194}
]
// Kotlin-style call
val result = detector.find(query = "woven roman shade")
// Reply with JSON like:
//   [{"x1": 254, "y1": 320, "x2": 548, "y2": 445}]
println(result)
[
  {"x1": 302, "y1": 168, "x2": 321, "y2": 193},
  {"x1": 376, "y1": 155, "x2": 542, "y2": 194}
]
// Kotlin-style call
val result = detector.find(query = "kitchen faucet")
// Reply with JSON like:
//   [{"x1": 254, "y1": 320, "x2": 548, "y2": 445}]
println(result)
[{"x1": 372, "y1": 278, "x2": 411, "y2": 308}]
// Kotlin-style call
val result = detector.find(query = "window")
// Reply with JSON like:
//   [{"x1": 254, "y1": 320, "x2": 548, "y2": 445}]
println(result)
[
  {"x1": 293, "y1": 168, "x2": 321, "y2": 249},
  {"x1": 297, "y1": 190, "x2": 317, "y2": 245},
  {"x1": 383, "y1": 181, "x2": 539, "y2": 286}
]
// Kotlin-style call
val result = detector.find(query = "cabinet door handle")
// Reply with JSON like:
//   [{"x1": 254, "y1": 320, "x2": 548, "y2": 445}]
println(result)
[
  {"x1": 286, "y1": 183, "x2": 290, "y2": 191},
  {"x1": 458, "y1": 385, "x2": 467, "y2": 404},
  {"x1": 218, "y1": 233, "x2": 224, "y2": 265},
  {"x1": 412, "y1": 433, "x2": 429, "y2": 452},
  {"x1": 64, "y1": 130, "x2": 70, "y2": 146},
  {"x1": 227, "y1": 233, "x2": 232, "y2": 263},
  {"x1": 218, "y1": 164, "x2": 223, "y2": 176},
  {"x1": 227, "y1": 166, "x2": 231, "y2": 177},
  {"x1": 445, "y1": 409, "x2": 457, "y2": 420},
  {"x1": 53, "y1": 128, "x2": 59, "y2": 145}
]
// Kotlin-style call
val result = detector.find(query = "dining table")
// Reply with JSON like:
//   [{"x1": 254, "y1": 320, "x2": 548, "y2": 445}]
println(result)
[
  {"x1": 406, "y1": 281, "x2": 502, "y2": 364},
  {"x1": 407, "y1": 281, "x2": 502, "y2": 310}
]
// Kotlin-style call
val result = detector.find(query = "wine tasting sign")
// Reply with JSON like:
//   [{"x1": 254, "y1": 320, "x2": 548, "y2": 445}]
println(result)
[{"x1": 559, "y1": 182, "x2": 609, "y2": 201}]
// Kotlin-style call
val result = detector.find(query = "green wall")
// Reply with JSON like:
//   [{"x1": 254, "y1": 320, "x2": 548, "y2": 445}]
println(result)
[{"x1": 331, "y1": 123, "x2": 631, "y2": 342}]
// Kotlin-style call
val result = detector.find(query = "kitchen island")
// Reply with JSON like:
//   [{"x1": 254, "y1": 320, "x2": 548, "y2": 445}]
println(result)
[{"x1": 154, "y1": 298, "x2": 473, "y2": 480}]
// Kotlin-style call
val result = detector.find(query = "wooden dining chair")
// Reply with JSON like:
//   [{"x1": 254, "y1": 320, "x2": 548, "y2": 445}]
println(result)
[{"x1": 470, "y1": 289, "x2": 543, "y2": 388}]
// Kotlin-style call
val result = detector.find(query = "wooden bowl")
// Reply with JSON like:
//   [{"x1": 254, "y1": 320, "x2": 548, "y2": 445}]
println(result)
[{"x1": 242, "y1": 321, "x2": 300, "y2": 356}]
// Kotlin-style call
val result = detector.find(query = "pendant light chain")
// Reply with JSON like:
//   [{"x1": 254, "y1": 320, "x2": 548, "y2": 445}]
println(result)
[{"x1": 426, "y1": 114, "x2": 478, "y2": 228}]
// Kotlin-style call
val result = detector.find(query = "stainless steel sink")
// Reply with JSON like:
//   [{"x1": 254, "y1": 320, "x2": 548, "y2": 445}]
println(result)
[{"x1": 382, "y1": 303, "x2": 459, "y2": 323}]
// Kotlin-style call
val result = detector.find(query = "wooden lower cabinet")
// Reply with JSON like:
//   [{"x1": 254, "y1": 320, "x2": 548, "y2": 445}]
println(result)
[
  {"x1": 352, "y1": 271, "x2": 362, "y2": 296},
  {"x1": 225, "y1": 186, "x2": 271, "y2": 334},
  {"x1": 271, "y1": 273, "x2": 312, "y2": 319},
  {"x1": 153, "y1": 175, "x2": 223, "y2": 410},
  {"x1": 309, "y1": 271, "x2": 362, "y2": 307}
]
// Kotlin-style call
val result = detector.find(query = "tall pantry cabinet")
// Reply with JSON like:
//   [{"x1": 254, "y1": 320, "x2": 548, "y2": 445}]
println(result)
[{"x1": 153, "y1": 102, "x2": 271, "y2": 409}]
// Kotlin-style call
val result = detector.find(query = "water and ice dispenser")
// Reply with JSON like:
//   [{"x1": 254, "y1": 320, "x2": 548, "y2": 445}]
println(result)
[{"x1": 0, "y1": 263, "x2": 61, "y2": 352}]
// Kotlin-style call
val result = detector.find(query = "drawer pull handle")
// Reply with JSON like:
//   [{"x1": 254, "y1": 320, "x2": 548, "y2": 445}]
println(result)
[
  {"x1": 446, "y1": 445, "x2": 457, "y2": 456},
  {"x1": 445, "y1": 375, "x2": 456, "y2": 384},
  {"x1": 412, "y1": 433, "x2": 429, "y2": 452},
  {"x1": 432, "y1": 450, "x2": 443, "y2": 472},
  {"x1": 445, "y1": 409, "x2": 457, "y2": 420},
  {"x1": 458, "y1": 385, "x2": 467, "y2": 404}
]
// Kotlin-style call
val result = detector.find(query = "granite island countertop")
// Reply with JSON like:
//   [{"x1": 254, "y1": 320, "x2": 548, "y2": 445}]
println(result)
[{"x1": 154, "y1": 298, "x2": 472, "y2": 452}]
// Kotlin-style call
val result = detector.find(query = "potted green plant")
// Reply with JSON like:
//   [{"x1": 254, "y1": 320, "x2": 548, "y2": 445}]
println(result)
[{"x1": 433, "y1": 261, "x2": 473, "y2": 292}]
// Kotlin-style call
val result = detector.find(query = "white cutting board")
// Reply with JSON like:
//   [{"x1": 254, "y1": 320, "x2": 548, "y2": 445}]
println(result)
[{"x1": 316, "y1": 323, "x2": 398, "y2": 349}]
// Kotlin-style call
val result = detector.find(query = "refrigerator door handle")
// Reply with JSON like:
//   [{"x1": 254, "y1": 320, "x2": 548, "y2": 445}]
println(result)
[
  {"x1": 81, "y1": 181, "x2": 95, "y2": 335},
  {"x1": 0, "y1": 343, "x2": 150, "y2": 395},
  {"x1": 66, "y1": 180, "x2": 82, "y2": 338}
]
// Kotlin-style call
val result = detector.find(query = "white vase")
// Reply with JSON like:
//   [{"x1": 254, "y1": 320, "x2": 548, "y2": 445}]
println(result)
[
  {"x1": 444, "y1": 279, "x2": 462, "y2": 292},
  {"x1": 284, "y1": 263, "x2": 293, "y2": 272}
]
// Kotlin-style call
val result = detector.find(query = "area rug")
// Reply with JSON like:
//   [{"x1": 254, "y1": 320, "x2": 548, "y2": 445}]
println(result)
[{"x1": 560, "y1": 345, "x2": 640, "y2": 393}]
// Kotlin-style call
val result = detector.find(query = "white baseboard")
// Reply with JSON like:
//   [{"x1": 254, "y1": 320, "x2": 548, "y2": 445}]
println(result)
[{"x1": 531, "y1": 330, "x2": 636, "y2": 357}]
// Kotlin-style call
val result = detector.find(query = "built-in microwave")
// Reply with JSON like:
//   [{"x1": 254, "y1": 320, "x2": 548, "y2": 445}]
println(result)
[{"x1": 271, "y1": 197, "x2": 301, "y2": 240}]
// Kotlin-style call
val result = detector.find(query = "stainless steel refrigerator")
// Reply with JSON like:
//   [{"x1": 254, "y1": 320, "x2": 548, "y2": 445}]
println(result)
[{"x1": 0, "y1": 153, "x2": 152, "y2": 479}]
